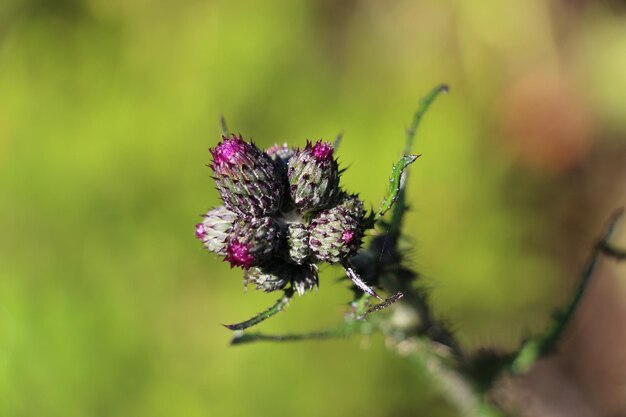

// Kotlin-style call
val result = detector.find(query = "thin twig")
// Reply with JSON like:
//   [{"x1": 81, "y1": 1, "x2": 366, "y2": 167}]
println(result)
[
  {"x1": 511, "y1": 209, "x2": 625, "y2": 374},
  {"x1": 391, "y1": 337, "x2": 506, "y2": 417}
]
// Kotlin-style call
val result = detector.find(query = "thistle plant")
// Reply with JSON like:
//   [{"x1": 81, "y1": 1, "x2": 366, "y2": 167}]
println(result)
[{"x1": 195, "y1": 86, "x2": 626, "y2": 415}]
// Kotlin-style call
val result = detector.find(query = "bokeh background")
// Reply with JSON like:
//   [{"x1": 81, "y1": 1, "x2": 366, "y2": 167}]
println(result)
[{"x1": 1, "y1": 0, "x2": 626, "y2": 416}]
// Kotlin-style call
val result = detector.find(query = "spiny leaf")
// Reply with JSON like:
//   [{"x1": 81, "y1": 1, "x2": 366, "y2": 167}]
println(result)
[
  {"x1": 231, "y1": 317, "x2": 369, "y2": 345},
  {"x1": 231, "y1": 330, "x2": 341, "y2": 345},
  {"x1": 385, "y1": 84, "x2": 448, "y2": 237},
  {"x1": 343, "y1": 261, "x2": 383, "y2": 300},
  {"x1": 376, "y1": 154, "x2": 419, "y2": 219},
  {"x1": 356, "y1": 292, "x2": 404, "y2": 320},
  {"x1": 220, "y1": 115, "x2": 229, "y2": 137},
  {"x1": 332, "y1": 131, "x2": 344, "y2": 153},
  {"x1": 223, "y1": 288, "x2": 294, "y2": 331}
]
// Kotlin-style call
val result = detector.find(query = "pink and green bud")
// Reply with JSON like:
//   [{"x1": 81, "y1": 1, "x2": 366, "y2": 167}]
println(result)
[
  {"x1": 210, "y1": 134, "x2": 284, "y2": 217},
  {"x1": 224, "y1": 216, "x2": 282, "y2": 269},
  {"x1": 244, "y1": 263, "x2": 318, "y2": 294},
  {"x1": 285, "y1": 222, "x2": 311, "y2": 265},
  {"x1": 196, "y1": 206, "x2": 237, "y2": 255},
  {"x1": 287, "y1": 140, "x2": 340, "y2": 213},
  {"x1": 308, "y1": 193, "x2": 365, "y2": 264},
  {"x1": 244, "y1": 264, "x2": 291, "y2": 293},
  {"x1": 225, "y1": 240, "x2": 256, "y2": 269}
]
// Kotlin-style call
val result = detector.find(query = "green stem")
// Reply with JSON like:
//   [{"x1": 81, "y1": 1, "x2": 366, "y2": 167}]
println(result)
[
  {"x1": 511, "y1": 209, "x2": 625, "y2": 374},
  {"x1": 388, "y1": 336, "x2": 505, "y2": 417},
  {"x1": 230, "y1": 318, "x2": 368, "y2": 345},
  {"x1": 231, "y1": 330, "x2": 342, "y2": 345},
  {"x1": 403, "y1": 84, "x2": 449, "y2": 155},
  {"x1": 223, "y1": 288, "x2": 294, "y2": 331}
]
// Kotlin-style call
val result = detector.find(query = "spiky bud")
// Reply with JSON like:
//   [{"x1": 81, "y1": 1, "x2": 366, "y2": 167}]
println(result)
[
  {"x1": 292, "y1": 264, "x2": 319, "y2": 296},
  {"x1": 309, "y1": 193, "x2": 365, "y2": 264},
  {"x1": 244, "y1": 265, "x2": 290, "y2": 293},
  {"x1": 266, "y1": 143, "x2": 296, "y2": 168},
  {"x1": 244, "y1": 263, "x2": 319, "y2": 295},
  {"x1": 210, "y1": 134, "x2": 284, "y2": 217},
  {"x1": 195, "y1": 206, "x2": 237, "y2": 255},
  {"x1": 287, "y1": 140, "x2": 339, "y2": 213},
  {"x1": 225, "y1": 217, "x2": 282, "y2": 269},
  {"x1": 285, "y1": 222, "x2": 311, "y2": 265}
]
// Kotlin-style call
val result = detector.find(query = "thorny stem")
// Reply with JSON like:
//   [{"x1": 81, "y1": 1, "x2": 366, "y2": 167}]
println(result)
[
  {"x1": 370, "y1": 85, "x2": 506, "y2": 414},
  {"x1": 387, "y1": 336, "x2": 506, "y2": 417},
  {"x1": 511, "y1": 209, "x2": 626, "y2": 374},
  {"x1": 230, "y1": 296, "x2": 387, "y2": 345},
  {"x1": 221, "y1": 86, "x2": 626, "y2": 416},
  {"x1": 375, "y1": 84, "x2": 463, "y2": 355},
  {"x1": 599, "y1": 238, "x2": 626, "y2": 260},
  {"x1": 352, "y1": 86, "x2": 487, "y2": 413}
]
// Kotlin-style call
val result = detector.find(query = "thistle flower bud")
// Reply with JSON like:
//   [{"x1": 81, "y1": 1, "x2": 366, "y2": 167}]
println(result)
[
  {"x1": 225, "y1": 217, "x2": 282, "y2": 269},
  {"x1": 285, "y1": 222, "x2": 311, "y2": 265},
  {"x1": 195, "y1": 206, "x2": 237, "y2": 255},
  {"x1": 244, "y1": 263, "x2": 318, "y2": 295},
  {"x1": 287, "y1": 140, "x2": 339, "y2": 213},
  {"x1": 244, "y1": 265, "x2": 290, "y2": 293},
  {"x1": 309, "y1": 193, "x2": 365, "y2": 264},
  {"x1": 210, "y1": 134, "x2": 284, "y2": 217}
]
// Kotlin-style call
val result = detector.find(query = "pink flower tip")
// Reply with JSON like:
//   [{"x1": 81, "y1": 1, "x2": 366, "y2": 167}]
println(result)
[
  {"x1": 210, "y1": 134, "x2": 247, "y2": 167},
  {"x1": 310, "y1": 140, "x2": 334, "y2": 162},
  {"x1": 225, "y1": 240, "x2": 255, "y2": 269},
  {"x1": 341, "y1": 230, "x2": 356, "y2": 244},
  {"x1": 195, "y1": 223, "x2": 206, "y2": 240}
]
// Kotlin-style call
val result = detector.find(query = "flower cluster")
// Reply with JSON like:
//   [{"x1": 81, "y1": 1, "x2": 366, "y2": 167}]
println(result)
[{"x1": 196, "y1": 134, "x2": 366, "y2": 295}]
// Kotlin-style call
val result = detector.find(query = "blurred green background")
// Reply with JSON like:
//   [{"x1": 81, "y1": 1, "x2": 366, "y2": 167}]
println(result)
[{"x1": 1, "y1": 0, "x2": 625, "y2": 415}]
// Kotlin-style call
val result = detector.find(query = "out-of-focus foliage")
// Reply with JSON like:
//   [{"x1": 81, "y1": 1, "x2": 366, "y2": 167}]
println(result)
[{"x1": 0, "y1": 0, "x2": 624, "y2": 416}]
